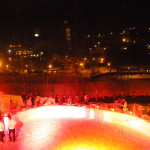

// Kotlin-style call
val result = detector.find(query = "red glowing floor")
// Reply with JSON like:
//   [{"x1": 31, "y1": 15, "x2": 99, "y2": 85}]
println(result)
[{"x1": 1, "y1": 106, "x2": 150, "y2": 150}]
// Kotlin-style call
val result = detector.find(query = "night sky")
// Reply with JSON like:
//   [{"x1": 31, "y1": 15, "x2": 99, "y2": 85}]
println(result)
[{"x1": 0, "y1": 0, "x2": 150, "y2": 46}]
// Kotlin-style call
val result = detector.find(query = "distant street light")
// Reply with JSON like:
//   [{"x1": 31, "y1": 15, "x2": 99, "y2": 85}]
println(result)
[
  {"x1": 80, "y1": 63, "x2": 83, "y2": 67},
  {"x1": 107, "y1": 62, "x2": 111, "y2": 67},
  {"x1": 34, "y1": 33, "x2": 39, "y2": 37},
  {"x1": 107, "y1": 62, "x2": 111, "y2": 72},
  {"x1": 48, "y1": 65, "x2": 52, "y2": 69}
]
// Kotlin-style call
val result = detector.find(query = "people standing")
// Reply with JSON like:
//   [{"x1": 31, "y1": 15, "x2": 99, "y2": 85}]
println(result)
[
  {"x1": 55, "y1": 95, "x2": 59, "y2": 104},
  {"x1": 30, "y1": 93, "x2": 35, "y2": 106},
  {"x1": 113, "y1": 100, "x2": 119, "y2": 110},
  {"x1": 67, "y1": 96, "x2": 72, "y2": 105},
  {"x1": 74, "y1": 96, "x2": 80, "y2": 105},
  {"x1": 21, "y1": 92, "x2": 27, "y2": 105},
  {"x1": 10, "y1": 100, "x2": 15, "y2": 114},
  {"x1": 84, "y1": 94, "x2": 89, "y2": 105},
  {"x1": 61, "y1": 95, "x2": 66, "y2": 104},
  {"x1": 27, "y1": 92, "x2": 32, "y2": 108},
  {"x1": 8, "y1": 116, "x2": 16, "y2": 142},
  {"x1": 0, "y1": 118, "x2": 4, "y2": 143}
]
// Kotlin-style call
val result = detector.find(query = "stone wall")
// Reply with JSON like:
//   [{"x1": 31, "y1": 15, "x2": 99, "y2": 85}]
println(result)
[{"x1": 1, "y1": 79, "x2": 150, "y2": 98}]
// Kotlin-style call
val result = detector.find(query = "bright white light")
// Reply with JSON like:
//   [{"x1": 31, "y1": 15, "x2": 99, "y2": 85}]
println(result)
[
  {"x1": 8, "y1": 49, "x2": 11, "y2": 53},
  {"x1": 14, "y1": 106, "x2": 150, "y2": 138},
  {"x1": 4, "y1": 116, "x2": 9, "y2": 134},
  {"x1": 15, "y1": 106, "x2": 86, "y2": 122},
  {"x1": 80, "y1": 63, "x2": 83, "y2": 67},
  {"x1": 34, "y1": 33, "x2": 39, "y2": 37},
  {"x1": 89, "y1": 109, "x2": 94, "y2": 119},
  {"x1": 48, "y1": 65, "x2": 52, "y2": 68}
]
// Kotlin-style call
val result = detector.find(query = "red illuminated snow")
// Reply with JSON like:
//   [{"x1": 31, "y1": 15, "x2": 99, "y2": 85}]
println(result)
[{"x1": 0, "y1": 106, "x2": 150, "y2": 150}]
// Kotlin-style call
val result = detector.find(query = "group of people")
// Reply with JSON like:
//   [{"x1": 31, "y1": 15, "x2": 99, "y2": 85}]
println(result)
[
  {"x1": 0, "y1": 115, "x2": 16, "y2": 143},
  {"x1": 23, "y1": 94, "x2": 90, "y2": 107},
  {"x1": 21, "y1": 91, "x2": 35, "y2": 107},
  {"x1": 113, "y1": 98, "x2": 128, "y2": 112},
  {"x1": 55, "y1": 95, "x2": 79, "y2": 105},
  {"x1": 55, "y1": 94, "x2": 89, "y2": 105}
]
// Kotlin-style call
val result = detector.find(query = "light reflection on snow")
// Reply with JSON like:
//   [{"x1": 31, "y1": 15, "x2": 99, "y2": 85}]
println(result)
[
  {"x1": 16, "y1": 106, "x2": 86, "y2": 122},
  {"x1": 7, "y1": 105, "x2": 150, "y2": 150},
  {"x1": 102, "y1": 110, "x2": 150, "y2": 138},
  {"x1": 89, "y1": 109, "x2": 94, "y2": 119},
  {"x1": 15, "y1": 106, "x2": 150, "y2": 138}
]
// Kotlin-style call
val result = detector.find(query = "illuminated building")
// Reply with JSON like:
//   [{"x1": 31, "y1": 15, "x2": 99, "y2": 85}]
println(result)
[{"x1": 8, "y1": 44, "x2": 33, "y2": 56}]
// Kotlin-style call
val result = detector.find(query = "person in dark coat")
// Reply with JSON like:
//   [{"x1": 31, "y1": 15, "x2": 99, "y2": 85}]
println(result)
[{"x1": 21, "y1": 92, "x2": 27, "y2": 105}]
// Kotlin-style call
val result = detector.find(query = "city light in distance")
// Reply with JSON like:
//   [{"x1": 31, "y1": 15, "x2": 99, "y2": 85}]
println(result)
[
  {"x1": 34, "y1": 33, "x2": 39, "y2": 37},
  {"x1": 48, "y1": 65, "x2": 52, "y2": 68},
  {"x1": 80, "y1": 63, "x2": 84, "y2": 67},
  {"x1": 107, "y1": 62, "x2": 111, "y2": 67}
]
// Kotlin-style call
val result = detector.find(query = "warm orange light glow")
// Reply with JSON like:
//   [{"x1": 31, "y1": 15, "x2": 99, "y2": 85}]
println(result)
[
  {"x1": 48, "y1": 65, "x2": 52, "y2": 68},
  {"x1": 122, "y1": 38, "x2": 129, "y2": 43},
  {"x1": 107, "y1": 62, "x2": 111, "y2": 66},
  {"x1": 0, "y1": 60, "x2": 2, "y2": 67},
  {"x1": 59, "y1": 142, "x2": 116, "y2": 150},
  {"x1": 122, "y1": 38, "x2": 126, "y2": 42},
  {"x1": 99, "y1": 57, "x2": 104, "y2": 63},
  {"x1": 9, "y1": 57, "x2": 12, "y2": 61},
  {"x1": 66, "y1": 27, "x2": 71, "y2": 41},
  {"x1": 80, "y1": 63, "x2": 83, "y2": 67}
]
